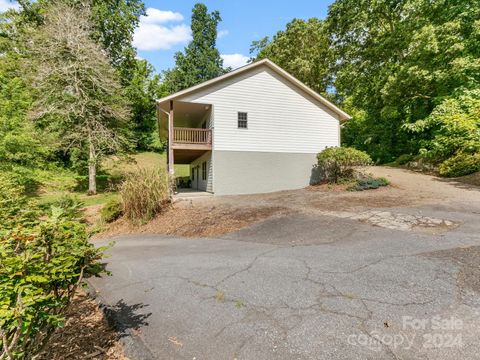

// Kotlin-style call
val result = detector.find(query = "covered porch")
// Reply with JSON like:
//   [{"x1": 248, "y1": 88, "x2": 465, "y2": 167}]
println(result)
[{"x1": 157, "y1": 100, "x2": 213, "y2": 192}]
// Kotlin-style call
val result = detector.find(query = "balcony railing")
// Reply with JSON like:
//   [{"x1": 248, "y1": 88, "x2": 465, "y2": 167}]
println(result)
[{"x1": 173, "y1": 127, "x2": 212, "y2": 145}]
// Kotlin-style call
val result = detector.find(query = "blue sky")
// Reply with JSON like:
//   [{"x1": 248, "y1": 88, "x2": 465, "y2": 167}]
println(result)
[
  {"x1": 0, "y1": 0, "x2": 334, "y2": 74},
  {"x1": 137, "y1": 0, "x2": 334, "y2": 73}
]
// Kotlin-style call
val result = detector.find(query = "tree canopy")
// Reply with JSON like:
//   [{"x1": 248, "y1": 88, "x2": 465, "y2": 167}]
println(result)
[
  {"x1": 328, "y1": 0, "x2": 480, "y2": 163},
  {"x1": 163, "y1": 3, "x2": 226, "y2": 94},
  {"x1": 23, "y1": 3, "x2": 130, "y2": 194},
  {"x1": 250, "y1": 18, "x2": 333, "y2": 96},
  {"x1": 250, "y1": 0, "x2": 479, "y2": 175}
]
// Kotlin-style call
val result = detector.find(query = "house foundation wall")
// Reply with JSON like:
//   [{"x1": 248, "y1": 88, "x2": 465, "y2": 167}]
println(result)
[{"x1": 213, "y1": 150, "x2": 318, "y2": 196}]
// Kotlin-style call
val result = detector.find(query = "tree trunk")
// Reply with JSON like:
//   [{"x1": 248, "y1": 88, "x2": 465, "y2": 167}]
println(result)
[{"x1": 88, "y1": 141, "x2": 97, "y2": 195}]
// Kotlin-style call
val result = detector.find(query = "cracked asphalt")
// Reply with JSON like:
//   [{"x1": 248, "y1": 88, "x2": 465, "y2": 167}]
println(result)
[{"x1": 88, "y1": 170, "x2": 480, "y2": 360}]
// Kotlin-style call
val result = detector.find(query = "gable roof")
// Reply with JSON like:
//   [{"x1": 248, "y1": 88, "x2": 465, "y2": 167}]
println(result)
[{"x1": 157, "y1": 59, "x2": 351, "y2": 121}]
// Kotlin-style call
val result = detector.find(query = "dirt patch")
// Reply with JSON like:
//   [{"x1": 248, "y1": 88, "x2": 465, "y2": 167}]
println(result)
[
  {"x1": 38, "y1": 291, "x2": 126, "y2": 360},
  {"x1": 306, "y1": 187, "x2": 416, "y2": 212},
  {"x1": 83, "y1": 204, "x2": 103, "y2": 225},
  {"x1": 96, "y1": 205, "x2": 288, "y2": 239}
]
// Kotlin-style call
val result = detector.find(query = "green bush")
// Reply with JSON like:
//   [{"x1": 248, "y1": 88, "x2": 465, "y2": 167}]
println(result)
[
  {"x1": 0, "y1": 175, "x2": 37, "y2": 231},
  {"x1": 101, "y1": 197, "x2": 123, "y2": 223},
  {"x1": 75, "y1": 174, "x2": 124, "y2": 192},
  {"x1": 120, "y1": 167, "x2": 170, "y2": 224},
  {"x1": 0, "y1": 179, "x2": 109, "y2": 359},
  {"x1": 394, "y1": 154, "x2": 414, "y2": 166},
  {"x1": 48, "y1": 194, "x2": 84, "y2": 220},
  {"x1": 317, "y1": 147, "x2": 373, "y2": 183},
  {"x1": 438, "y1": 152, "x2": 480, "y2": 177},
  {"x1": 348, "y1": 177, "x2": 390, "y2": 191}
]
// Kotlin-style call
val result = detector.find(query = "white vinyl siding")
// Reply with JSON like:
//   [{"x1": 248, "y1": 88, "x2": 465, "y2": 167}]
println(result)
[
  {"x1": 190, "y1": 151, "x2": 212, "y2": 192},
  {"x1": 179, "y1": 65, "x2": 340, "y2": 154}
]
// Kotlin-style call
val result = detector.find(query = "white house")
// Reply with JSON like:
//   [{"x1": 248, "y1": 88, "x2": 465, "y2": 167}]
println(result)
[{"x1": 156, "y1": 59, "x2": 350, "y2": 196}]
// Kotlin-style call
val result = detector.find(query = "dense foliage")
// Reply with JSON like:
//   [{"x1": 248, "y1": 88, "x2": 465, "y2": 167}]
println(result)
[
  {"x1": 251, "y1": 0, "x2": 480, "y2": 176},
  {"x1": 0, "y1": 176, "x2": 109, "y2": 359},
  {"x1": 317, "y1": 147, "x2": 373, "y2": 183},
  {"x1": 23, "y1": 3, "x2": 131, "y2": 195},
  {"x1": 101, "y1": 197, "x2": 123, "y2": 223},
  {"x1": 163, "y1": 3, "x2": 226, "y2": 93},
  {"x1": 250, "y1": 18, "x2": 333, "y2": 96},
  {"x1": 328, "y1": 0, "x2": 480, "y2": 164}
]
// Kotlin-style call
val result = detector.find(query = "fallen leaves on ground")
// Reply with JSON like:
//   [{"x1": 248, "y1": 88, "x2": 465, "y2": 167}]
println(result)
[
  {"x1": 96, "y1": 205, "x2": 288, "y2": 239},
  {"x1": 38, "y1": 292, "x2": 126, "y2": 360}
]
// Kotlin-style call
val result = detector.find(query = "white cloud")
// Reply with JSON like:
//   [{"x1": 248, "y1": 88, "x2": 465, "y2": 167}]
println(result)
[
  {"x1": 141, "y1": 8, "x2": 183, "y2": 24},
  {"x1": 221, "y1": 54, "x2": 249, "y2": 69},
  {"x1": 134, "y1": 23, "x2": 190, "y2": 51},
  {"x1": 133, "y1": 7, "x2": 190, "y2": 51},
  {"x1": 0, "y1": 0, "x2": 20, "y2": 12},
  {"x1": 218, "y1": 29, "x2": 229, "y2": 39}
]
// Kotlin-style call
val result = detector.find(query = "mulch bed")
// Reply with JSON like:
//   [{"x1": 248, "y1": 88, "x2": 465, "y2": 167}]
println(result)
[
  {"x1": 95, "y1": 205, "x2": 288, "y2": 239},
  {"x1": 38, "y1": 291, "x2": 126, "y2": 360}
]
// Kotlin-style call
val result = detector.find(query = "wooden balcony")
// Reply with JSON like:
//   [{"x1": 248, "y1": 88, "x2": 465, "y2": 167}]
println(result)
[{"x1": 172, "y1": 127, "x2": 212, "y2": 150}]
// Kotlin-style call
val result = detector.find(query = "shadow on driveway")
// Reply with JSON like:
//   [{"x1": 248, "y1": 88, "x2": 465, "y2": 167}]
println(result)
[{"x1": 102, "y1": 300, "x2": 151, "y2": 337}]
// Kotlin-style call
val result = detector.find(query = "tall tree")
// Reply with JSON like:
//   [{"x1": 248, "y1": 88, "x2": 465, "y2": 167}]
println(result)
[
  {"x1": 328, "y1": 0, "x2": 480, "y2": 163},
  {"x1": 0, "y1": 7, "x2": 53, "y2": 171},
  {"x1": 164, "y1": 3, "x2": 225, "y2": 93},
  {"x1": 17, "y1": 0, "x2": 155, "y2": 151},
  {"x1": 250, "y1": 18, "x2": 333, "y2": 96},
  {"x1": 18, "y1": 0, "x2": 146, "y2": 84},
  {"x1": 24, "y1": 2, "x2": 130, "y2": 194},
  {"x1": 126, "y1": 59, "x2": 165, "y2": 150}
]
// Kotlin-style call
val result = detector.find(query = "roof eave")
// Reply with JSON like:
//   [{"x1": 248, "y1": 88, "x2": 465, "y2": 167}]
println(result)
[{"x1": 156, "y1": 58, "x2": 352, "y2": 121}]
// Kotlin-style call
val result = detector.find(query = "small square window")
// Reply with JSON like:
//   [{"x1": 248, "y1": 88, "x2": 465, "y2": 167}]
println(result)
[{"x1": 238, "y1": 112, "x2": 248, "y2": 129}]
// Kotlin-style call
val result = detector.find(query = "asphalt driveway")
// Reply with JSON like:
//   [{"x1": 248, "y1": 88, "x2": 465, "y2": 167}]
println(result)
[{"x1": 89, "y1": 171, "x2": 480, "y2": 359}]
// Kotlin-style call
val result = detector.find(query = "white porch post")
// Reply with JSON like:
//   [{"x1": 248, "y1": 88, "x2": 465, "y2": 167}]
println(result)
[{"x1": 168, "y1": 100, "x2": 175, "y2": 175}]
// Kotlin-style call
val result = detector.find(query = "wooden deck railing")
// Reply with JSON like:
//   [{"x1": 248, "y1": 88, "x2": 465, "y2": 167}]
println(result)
[{"x1": 173, "y1": 127, "x2": 212, "y2": 145}]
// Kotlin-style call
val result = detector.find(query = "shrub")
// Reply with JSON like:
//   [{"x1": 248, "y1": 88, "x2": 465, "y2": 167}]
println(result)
[
  {"x1": 0, "y1": 174, "x2": 37, "y2": 231},
  {"x1": 48, "y1": 194, "x2": 84, "y2": 220},
  {"x1": 101, "y1": 197, "x2": 123, "y2": 223},
  {"x1": 317, "y1": 147, "x2": 373, "y2": 183},
  {"x1": 348, "y1": 177, "x2": 390, "y2": 191},
  {"x1": 0, "y1": 183, "x2": 108, "y2": 359},
  {"x1": 404, "y1": 90, "x2": 480, "y2": 164},
  {"x1": 438, "y1": 152, "x2": 480, "y2": 177},
  {"x1": 120, "y1": 167, "x2": 170, "y2": 224},
  {"x1": 74, "y1": 174, "x2": 124, "y2": 192},
  {"x1": 394, "y1": 154, "x2": 414, "y2": 166}
]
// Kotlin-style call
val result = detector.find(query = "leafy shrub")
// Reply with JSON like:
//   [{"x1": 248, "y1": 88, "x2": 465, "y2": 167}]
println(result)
[
  {"x1": 317, "y1": 147, "x2": 373, "y2": 183},
  {"x1": 0, "y1": 179, "x2": 109, "y2": 359},
  {"x1": 75, "y1": 174, "x2": 124, "y2": 192},
  {"x1": 394, "y1": 154, "x2": 414, "y2": 166},
  {"x1": 404, "y1": 90, "x2": 480, "y2": 170},
  {"x1": 120, "y1": 167, "x2": 170, "y2": 224},
  {"x1": 48, "y1": 194, "x2": 84, "y2": 220},
  {"x1": 348, "y1": 177, "x2": 390, "y2": 191},
  {"x1": 101, "y1": 197, "x2": 123, "y2": 223},
  {"x1": 0, "y1": 174, "x2": 37, "y2": 231},
  {"x1": 438, "y1": 152, "x2": 480, "y2": 177}
]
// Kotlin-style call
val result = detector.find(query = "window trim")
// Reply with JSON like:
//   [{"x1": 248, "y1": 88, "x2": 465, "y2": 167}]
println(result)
[{"x1": 237, "y1": 112, "x2": 248, "y2": 129}]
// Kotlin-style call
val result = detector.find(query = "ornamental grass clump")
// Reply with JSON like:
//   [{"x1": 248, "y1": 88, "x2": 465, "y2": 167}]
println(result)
[{"x1": 119, "y1": 167, "x2": 171, "y2": 224}]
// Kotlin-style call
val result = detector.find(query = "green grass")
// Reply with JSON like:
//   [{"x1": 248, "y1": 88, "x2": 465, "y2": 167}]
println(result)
[
  {"x1": 33, "y1": 151, "x2": 190, "y2": 208},
  {"x1": 36, "y1": 191, "x2": 119, "y2": 207}
]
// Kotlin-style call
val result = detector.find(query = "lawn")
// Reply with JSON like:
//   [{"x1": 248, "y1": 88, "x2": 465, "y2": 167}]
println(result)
[{"x1": 35, "y1": 151, "x2": 189, "y2": 208}]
